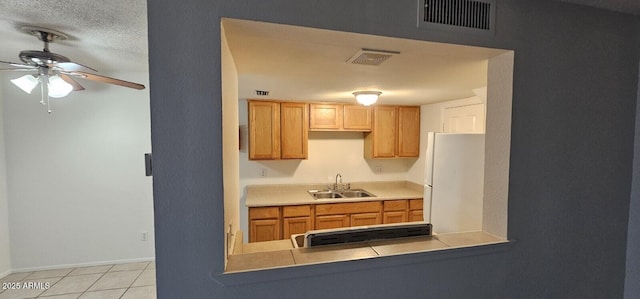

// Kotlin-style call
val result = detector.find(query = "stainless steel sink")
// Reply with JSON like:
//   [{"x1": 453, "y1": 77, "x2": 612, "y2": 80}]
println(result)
[
  {"x1": 307, "y1": 190, "x2": 343, "y2": 199},
  {"x1": 307, "y1": 188, "x2": 375, "y2": 199},
  {"x1": 341, "y1": 189, "x2": 375, "y2": 198}
]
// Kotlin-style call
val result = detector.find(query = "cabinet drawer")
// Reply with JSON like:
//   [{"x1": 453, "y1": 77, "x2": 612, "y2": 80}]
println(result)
[
  {"x1": 249, "y1": 207, "x2": 280, "y2": 219},
  {"x1": 315, "y1": 201, "x2": 381, "y2": 216},
  {"x1": 283, "y1": 205, "x2": 311, "y2": 217},
  {"x1": 384, "y1": 200, "x2": 407, "y2": 211},
  {"x1": 409, "y1": 199, "x2": 424, "y2": 210}
]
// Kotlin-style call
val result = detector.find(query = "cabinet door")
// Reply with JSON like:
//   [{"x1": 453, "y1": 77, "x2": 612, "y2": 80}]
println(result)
[
  {"x1": 350, "y1": 212, "x2": 381, "y2": 227},
  {"x1": 397, "y1": 106, "x2": 420, "y2": 157},
  {"x1": 343, "y1": 105, "x2": 371, "y2": 131},
  {"x1": 280, "y1": 103, "x2": 308, "y2": 159},
  {"x1": 443, "y1": 103, "x2": 485, "y2": 133},
  {"x1": 249, "y1": 219, "x2": 281, "y2": 242},
  {"x1": 309, "y1": 104, "x2": 342, "y2": 130},
  {"x1": 315, "y1": 215, "x2": 349, "y2": 230},
  {"x1": 248, "y1": 101, "x2": 280, "y2": 160},
  {"x1": 367, "y1": 106, "x2": 397, "y2": 158},
  {"x1": 383, "y1": 211, "x2": 408, "y2": 224},
  {"x1": 409, "y1": 210, "x2": 424, "y2": 222},
  {"x1": 283, "y1": 217, "x2": 312, "y2": 238}
]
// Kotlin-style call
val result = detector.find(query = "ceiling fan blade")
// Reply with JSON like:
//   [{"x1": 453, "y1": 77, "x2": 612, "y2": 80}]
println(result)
[
  {"x1": 0, "y1": 67, "x2": 38, "y2": 72},
  {"x1": 0, "y1": 60, "x2": 37, "y2": 71},
  {"x1": 73, "y1": 71, "x2": 145, "y2": 90},
  {"x1": 60, "y1": 74, "x2": 85, "y2": 91},
  {"x1": 52, "y1": 62, "x2": 97, "y2": 73}
]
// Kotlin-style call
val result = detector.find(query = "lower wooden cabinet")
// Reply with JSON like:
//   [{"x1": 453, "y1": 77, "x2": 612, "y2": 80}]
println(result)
[
  {"x1": 249, "y1": 198, "x2": 424, "y2": 242},
  {"x1": 250, "y1": 219, "x2": 281, "y2": 242},
  {"x1": 282, "y1": 205, "x2": 313, "y2": 237},
  {"x1": 315, "y1": 214, "x2": 350, "y2": 230},
  {"x1": 351, "y1": 213, "x2": 381, "y2": 226},
  {"x1": 249, "y1": 206, "x2": 281, "y2": 243},
  {"x1": 409, "y1": 210, "x2": 424, "y2": 222},
  {"x1": 383, "y1": 211, "x2": 408, "y2": 224},
  {"x1": 283, "y1": 217, "x2": 312, "y2": 237},
  {"x1": 409, "y1": 199, "x2": 424, "y2": 222},
  {"x1": 383, "y1": 199, "x2": 408, "y2": 224}
]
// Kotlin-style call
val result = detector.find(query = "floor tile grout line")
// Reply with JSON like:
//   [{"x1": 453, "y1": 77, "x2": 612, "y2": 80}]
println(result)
[
  {"x1": 35, "y1": 264, "x2": 115, "y2": 298},
  {"x1": 82, "y1": 263, "x2": 149, "y2": 298},
  {"x1": 76, "y1": 264, "x2": 116, "y2": 298},
  {"x1": 5, "y1": 262, "x2": 155, "y2": 298}
]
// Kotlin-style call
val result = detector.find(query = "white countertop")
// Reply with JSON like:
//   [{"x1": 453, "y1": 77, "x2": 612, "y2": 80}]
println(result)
[{"x1": 245, "y1": 181, "x2": 424, "y2": 207}]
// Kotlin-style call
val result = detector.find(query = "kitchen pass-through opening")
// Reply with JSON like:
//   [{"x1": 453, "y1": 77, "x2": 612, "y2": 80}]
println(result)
[{"x1": 220, "y1": 18, "x2": 513, "y2": 273}]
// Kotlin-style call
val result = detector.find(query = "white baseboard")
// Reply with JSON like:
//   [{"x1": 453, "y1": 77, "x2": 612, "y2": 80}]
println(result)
[{"x1": 10, "y1": 256, "x2": 156, "y2": 273}]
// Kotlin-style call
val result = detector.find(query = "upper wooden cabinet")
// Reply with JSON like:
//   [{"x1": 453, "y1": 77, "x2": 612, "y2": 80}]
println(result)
[
  {"x1": 397, "y1": 106, "x2": 421, "y2": 157},
  {"x1": 309, "y1": 104, "x2": 342, "y2": 130},
  {"x1": 280, "y1": 102, "x2": 308, "y2": 159},
  {"x1": 309, "y1": 103, "x2": 371, "y2": 131},
  {"x1": 249, "y1": 100, "x2": 416, "y2": 160},
  {"x1": 248, "y1": 101, "x2": 280, "y2": 160},
  {"x1": 343, "y1": 105, "x2": 372, "y2": 131},
  {"x1": 365, "y1": 106, "x2": 397, "y2": 158},
  {"x1": 365, "y1": 105, "x2": 420, "y2": 158},
  {"x1": 248, "y1": 100, "x2": 308, "y2": 160}
]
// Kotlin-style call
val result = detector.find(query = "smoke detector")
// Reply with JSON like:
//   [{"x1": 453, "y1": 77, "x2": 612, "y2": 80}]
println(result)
[{"x1": 346, "y1": 48, "x2": 400, "y2": 66}]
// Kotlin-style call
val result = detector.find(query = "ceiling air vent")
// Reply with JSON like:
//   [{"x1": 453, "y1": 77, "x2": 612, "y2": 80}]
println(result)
[
  {"x1": 417, "y1": 0, "x2": 496, "y2": 35},
  {"x1": 346, "y1": 49, "x2": 400, "y2": 66}
]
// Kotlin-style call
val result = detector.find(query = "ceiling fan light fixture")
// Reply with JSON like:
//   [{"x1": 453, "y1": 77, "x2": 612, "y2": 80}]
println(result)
[
  {"x1": 47, "y1": 75, "x2": 73, "y2": 98},
  {"x1": 11, "y1": 74, "x2": 39, "y2": 94},
  {"x1": 353, "y1": 91, "x2": 381, "y2": 106}
]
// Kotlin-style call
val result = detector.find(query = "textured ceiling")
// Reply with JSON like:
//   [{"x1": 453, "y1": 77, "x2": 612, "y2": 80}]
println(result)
[
  {"x1": 224, "y1": 19, "x2": 506, "y2": 105},
  {"x1": 0, "y1": 0, "x2": 637, "y2": 78},
  {"x1": 0, "y1": 0, "x2": 148, "y2": 72}
]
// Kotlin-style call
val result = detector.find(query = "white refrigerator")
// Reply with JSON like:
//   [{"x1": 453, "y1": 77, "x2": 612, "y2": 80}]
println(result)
[{"x1": 424, "y1": 132, "x2": 485, "y2": 234}]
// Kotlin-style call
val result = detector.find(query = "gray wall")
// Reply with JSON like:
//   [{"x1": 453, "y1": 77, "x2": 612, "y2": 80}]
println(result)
[
  {"x1": 626, "y1": 62, "x2": 640, "y2": 298},
  {"x1": 147, "y1": 0, "x2": 640, "y2": 298}
]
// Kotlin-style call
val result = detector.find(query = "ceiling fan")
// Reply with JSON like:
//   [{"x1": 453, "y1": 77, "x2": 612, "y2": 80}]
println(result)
[{"x1": 0, "y1": 26, "x2": 145, "y2": 113}]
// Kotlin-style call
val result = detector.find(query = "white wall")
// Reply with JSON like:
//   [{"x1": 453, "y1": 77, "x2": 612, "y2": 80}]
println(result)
[
  {"x1": 0, "y1": 74, "x2": 11, "y2": 277},
  {"x1": 406, "y1": 96, "x2": 486, "y2": 186},
  {"x1": 221, "y1": 25, "x2": 240, "y2": 260},
  {"x1": 3, "y1": 72, "x2": 154, "y2": 270},
  {"x1": 482, "y1": 52, "x2": 514, "y2": 238}
]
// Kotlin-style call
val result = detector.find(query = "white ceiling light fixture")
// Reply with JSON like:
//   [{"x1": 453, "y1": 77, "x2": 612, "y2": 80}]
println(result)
[
  {"x1": 10, "y1": 74, "x2": 39, "y2": 94},
  {"x1": 353, "y1": 91, "x2": 382, "y2": 106},
  {"x1": 10, "y1": 73, "x2": 73, "y2": 112},
  {"x1": 47, "y1": 75, "x2": 73, "y2": 98}
]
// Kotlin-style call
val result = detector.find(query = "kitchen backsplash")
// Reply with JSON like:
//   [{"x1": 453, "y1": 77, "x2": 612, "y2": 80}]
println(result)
[{"x1": 239, "y1": 131, "x2": 417, "y2": 186}]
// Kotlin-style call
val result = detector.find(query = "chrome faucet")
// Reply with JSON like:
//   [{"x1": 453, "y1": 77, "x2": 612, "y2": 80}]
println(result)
[{"x1": 334, "y1": 173, "x2": 342, "y2": 191}]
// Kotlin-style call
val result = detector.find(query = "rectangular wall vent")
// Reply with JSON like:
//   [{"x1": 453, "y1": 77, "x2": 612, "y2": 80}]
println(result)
[
  {"x1": 417, "y1": 0, "x2": 496, "y2": 35},
  {"x1": 346, "y1": 49, "x2": 400, "y2": 66}
]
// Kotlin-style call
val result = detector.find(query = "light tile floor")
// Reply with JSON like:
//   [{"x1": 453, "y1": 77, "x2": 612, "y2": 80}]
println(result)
[{"x1": 0, "y1": 262, "x2": 155, "y2": 299}]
